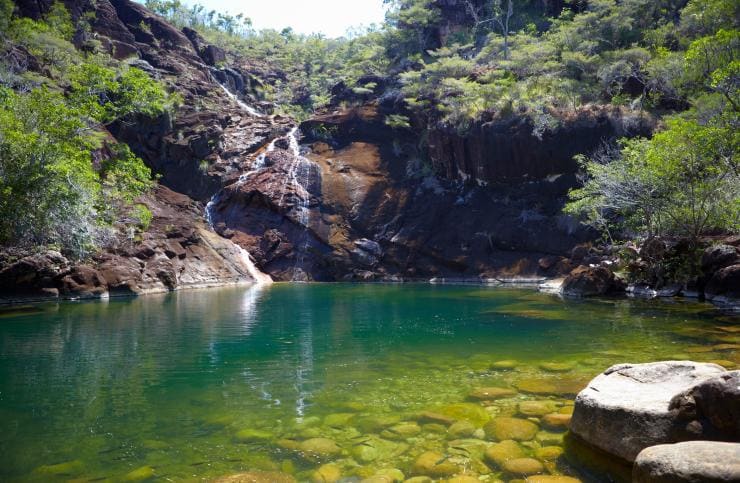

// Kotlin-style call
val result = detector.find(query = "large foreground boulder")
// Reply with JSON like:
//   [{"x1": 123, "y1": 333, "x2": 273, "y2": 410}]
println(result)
[
  {"x1": 633, "y1": 441, "x2": 740, "y2": 482},
  {"x1": 570, "y1": 361, "x2": 727, "y2": 462}
]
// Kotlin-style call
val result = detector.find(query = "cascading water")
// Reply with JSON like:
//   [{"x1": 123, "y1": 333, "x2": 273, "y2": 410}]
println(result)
[
  {"x1": 276, "y1": 127, "x2": 317, "y2": 281},
  {"x1": 217, "y1": 83, "x2": 264, "y2": 117},
  {"x1": 205, "y1": 85, "x2": 274, "y2": 285}
]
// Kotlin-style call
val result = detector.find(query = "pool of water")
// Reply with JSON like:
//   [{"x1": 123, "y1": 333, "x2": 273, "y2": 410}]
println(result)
[{"x1": 0, "y1": 284, "x2": 737, "y2": 482}]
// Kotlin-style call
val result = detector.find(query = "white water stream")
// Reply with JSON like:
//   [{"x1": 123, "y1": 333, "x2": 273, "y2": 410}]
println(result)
[
  {"x1": 217, "y1": 83, "x2": 264, "y2": 117},
  {"x1": 205, "y1": 83, "x2": 273, "y2": 284},
  {"x1": 206, "y1": 89, "x2": 317, "y2": 283}
]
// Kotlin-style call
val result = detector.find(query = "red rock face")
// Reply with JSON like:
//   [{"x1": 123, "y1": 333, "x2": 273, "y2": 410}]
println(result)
[
  {"x1": 0, "y1": 186, "x2": 270, "y2": 303},
  {"x1": 206, "y1": 107, "x2": 599, "y2": 282}
]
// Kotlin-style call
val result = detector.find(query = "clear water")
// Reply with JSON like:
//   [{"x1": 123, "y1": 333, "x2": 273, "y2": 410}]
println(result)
[{"x1": 0, "y1": 284, "x2": 737, "y2": 482}]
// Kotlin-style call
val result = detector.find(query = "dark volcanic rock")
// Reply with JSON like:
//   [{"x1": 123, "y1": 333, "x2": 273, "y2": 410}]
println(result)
[
  {"x1": 562, "y1": 265, "x2": 622, "y2": 297},
  {"x1": 670, "y1": 370, "x2": 740, "y2": 440},
  {"x1": 427, "y1": 107, "x2": 653, "y2": 184},
  {"x1": 704, "y1": 264, "x2": 740, "y2": 304}
]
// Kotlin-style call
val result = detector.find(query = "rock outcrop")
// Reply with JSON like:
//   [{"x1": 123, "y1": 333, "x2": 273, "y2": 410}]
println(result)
[
  {"x1": 428, "y1": 106, "x2": 653, "y2": 185},
  {"x1": 0, "y1": 187, "x2": 266, "y2": 303},
  {"x1": 80, "y1": 0, "x2": 293, "y2": 202},
  {"x1": 570, "y1": 361, "x2": 730, "y2": 462},
  {"x1": 561, "y1": 265, "x2": 624, "y2": 297},
  {"x1": 633, "y1": 441, "x2": 740, "y2": 483}
]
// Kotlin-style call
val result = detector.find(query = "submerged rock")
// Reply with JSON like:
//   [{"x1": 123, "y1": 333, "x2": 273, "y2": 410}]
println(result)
[
  {"x1": 503, "y1": 457, "x2": 545, "y2": 476},
  {"x1": 416, "y1": 411, "x2": 456, "y2": 426},
  {"x1": 570, "y1": 361, "x2": 727, "y2": 462},
  {"x1": 518, "y1": 400, "x2": 560, "y2": 417},
  {"x1": 541, "y1": 413, "x2": 571, "y2": 430},
  {"x1": 411, "y1": 450, "x2": 460, "y2": 478},
  {"x1": 448, "y1": 420, "x2": 477, "y2": 438},
  {"x1": 297, "y1": 438, "x2": 342, "y2": 462},
  {"x1": 633, "y1": 441, "x2": 740, "y2": 483},
  {"x1": 33, "y1": 460, "x2": 84, "y2": 476},
  {"x1": 534, "y1": 446, "x2": 564, "y2": 461},
  {"x1": 214, "y1": 471, "x2": 297, "y2": 483},
  {"x1": 491, "y1": 360, "x2": 519, "y2": 370},
  {"x1": 468, "y1": 387, "x2": 517, "y2": 400},
  {"x1": 311, "y1": 463, "x2": 342, "y2": 483},
  {"x1": 484, "y1": 417, "x2": 539, "y2": 441},
  {"x1": 525, "y1": 476, "x2": 582, "y2": 483},
  {"x1": 122, "y1": 466, "x2": 155, "y2": 481},
  {"x1": 381, "y1": 422, "x2": 421, "y2": 439},
  {"x1": 515, "y1": 377, "x2": 587, "y2": 396},
  {"x1": 485, "y1": 439, "x2": 525, "y2": 467},
  {"x1": 539, "y1": 362, "x2": 575, "y2": 373},
  {"x1": 234, "y1": 428, "x2": 273, "y2": 442},
  {"x1": 436, "y1": 403, "x2": 491, "y2": 426}
]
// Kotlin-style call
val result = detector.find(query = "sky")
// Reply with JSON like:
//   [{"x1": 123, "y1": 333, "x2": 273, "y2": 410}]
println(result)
[{"x1": 187, "y1": 0, "x2": 389, "y2": 38}]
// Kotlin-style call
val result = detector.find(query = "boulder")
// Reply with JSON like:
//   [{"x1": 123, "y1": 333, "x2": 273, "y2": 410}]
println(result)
[
  {"x1": 633, "y1": 441, "x2": 740, "y2": 483},
  {"x1": 562, "y1": 265, "x2": 622, "y2": 297},
  {"x1": 0, "y1": 250, "x2": 69, "y2": 299},
  {"x1": 704, "y1": 264, "x2": 740, "y2": 303},
  {"x1": 59, "y1": 265, "x2": 108, "y2": 298},
  {"x1": 570, "y1": 361, "x2": 727, "y2": 462},
  {"x1": 701, "y1": 244, "x2": 739, "y2": 274},
  {"x1": 669, "y1": 370, "x2": 740, "y2": 440}
]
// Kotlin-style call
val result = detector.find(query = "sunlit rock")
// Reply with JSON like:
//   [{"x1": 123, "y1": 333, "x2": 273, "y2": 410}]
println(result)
[{"x1": 484, "y1": 417, "x2": 539, "y2": 441}]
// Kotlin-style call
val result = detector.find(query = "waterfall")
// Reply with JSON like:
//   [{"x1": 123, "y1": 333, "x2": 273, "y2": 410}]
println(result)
[
  {"x1": 217, "y1": 83, "x2": 264, "y2": 117},
  {"x1": 235, "y1": 244, "x2": 274, "y2": 285},
  {"x1": 204, "y1": 83, "x2": 274, "y2": 285},
  {"x1": 277, "y1": 127, "x2": 317, "y2": 281}
]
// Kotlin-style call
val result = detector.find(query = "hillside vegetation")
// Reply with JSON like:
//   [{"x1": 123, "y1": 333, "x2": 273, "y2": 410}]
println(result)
[{"x1": 0, "y1": 0, "x2": 180, "y2": 257}]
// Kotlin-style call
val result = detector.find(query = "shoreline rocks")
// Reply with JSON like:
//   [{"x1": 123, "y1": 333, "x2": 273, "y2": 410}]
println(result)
[
  {"x1": 633, "y1": 441, "x2": 740, "y2": 483},
  {"x1": 570, "y1": 361, "x2": 728, "y2": 462},
  {"x1": 0, "y1": 187, "x2": 268, "y2": 304}
]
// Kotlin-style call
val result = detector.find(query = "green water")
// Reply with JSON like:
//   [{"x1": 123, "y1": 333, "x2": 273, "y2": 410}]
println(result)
[{"x1": 0, "y1": 284, "x2": 737, "y2": 482}]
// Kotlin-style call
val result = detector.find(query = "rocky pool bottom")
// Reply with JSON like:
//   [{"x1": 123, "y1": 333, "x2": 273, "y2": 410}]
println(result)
[{"x1": 0, "y1": 284, "x2": 737, "y2": 482}]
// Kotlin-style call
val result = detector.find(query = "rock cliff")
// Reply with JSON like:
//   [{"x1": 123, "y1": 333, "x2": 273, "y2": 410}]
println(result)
[{"x1": 0, "y1": 0, "x2": 665, "y2": 295}]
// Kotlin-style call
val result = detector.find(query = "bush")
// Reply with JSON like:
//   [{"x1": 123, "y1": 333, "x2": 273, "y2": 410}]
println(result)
[{"x1": 565, "y1": 113, "x2": 739, "y2": 242}]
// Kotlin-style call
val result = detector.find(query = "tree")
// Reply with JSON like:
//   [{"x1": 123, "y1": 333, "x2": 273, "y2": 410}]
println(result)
[
  {"x1": 566, "y1": 116, "x2": 739, "y2": 242},
  {"x1": 492, "y1": 0, "x2": 514, "y2": 60}
]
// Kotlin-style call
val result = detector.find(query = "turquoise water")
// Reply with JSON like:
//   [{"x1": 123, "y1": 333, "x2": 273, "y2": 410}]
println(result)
[{"x1": 0, "y1": 284, "x2": 737, "y2": 482}]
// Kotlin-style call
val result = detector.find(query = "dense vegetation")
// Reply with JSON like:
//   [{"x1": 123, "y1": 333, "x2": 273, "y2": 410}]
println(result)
[{"x1": 0, "y1": 0, "x2": 178, "y2": 258}]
